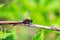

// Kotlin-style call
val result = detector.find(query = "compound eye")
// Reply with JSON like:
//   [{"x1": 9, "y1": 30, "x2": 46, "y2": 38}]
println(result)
[
  {"x1": 23, "y1": 19, "x2": 33, "y2": 24},
  {"x1": 30, "y1": 20, "x2": 33, "y2": 22}
]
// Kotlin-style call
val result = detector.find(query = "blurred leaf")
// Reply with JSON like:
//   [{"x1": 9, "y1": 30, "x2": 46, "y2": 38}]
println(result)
[
  {"x1": 0, "y1": 4, "x2": 5, "y2": 7},
  {"x1": 0, "y1": 33, "x2": 12, "y2": 39},
  {"x1": 33, "y1": 29, "x2": 44, "y2": 40}
]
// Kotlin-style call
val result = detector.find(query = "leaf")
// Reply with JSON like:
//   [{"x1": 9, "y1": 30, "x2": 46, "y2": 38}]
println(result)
[
  {"x1": 33, "y1": 29, "x2": 45, "y2": 40},
  {"x1": 0, "y1": 32, "x2": 12, "y2": 39}
]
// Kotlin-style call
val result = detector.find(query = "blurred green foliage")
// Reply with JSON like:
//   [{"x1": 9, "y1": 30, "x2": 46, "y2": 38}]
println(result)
[{"x1": 0, "y1": 0, "x2": 60, "y2": 40}]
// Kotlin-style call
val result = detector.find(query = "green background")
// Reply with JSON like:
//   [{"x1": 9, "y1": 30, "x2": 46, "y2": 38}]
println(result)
[{"x1": 0, "y1": 0, "x2": 60, "y2": 40}]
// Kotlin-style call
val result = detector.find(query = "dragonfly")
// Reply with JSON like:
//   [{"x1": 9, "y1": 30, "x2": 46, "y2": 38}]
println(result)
[
  {"x1": 0, "y1": 11, "x2": 33, "y2": 33},
  {"x1": 0, "y1": 19, "x2": 33, "y2": 25},
  {"x1": 0, "y1": 12, "x2": 33, "y2": 25}
]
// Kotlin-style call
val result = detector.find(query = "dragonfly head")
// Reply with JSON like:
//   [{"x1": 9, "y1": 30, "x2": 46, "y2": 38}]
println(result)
[{"x1": 23, "y1": 19, "x2": 33, "y2": 24}]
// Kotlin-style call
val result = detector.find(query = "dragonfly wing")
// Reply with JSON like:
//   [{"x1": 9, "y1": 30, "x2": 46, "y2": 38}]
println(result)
[
  {"x1": 18, "y1": 12, "x2": 24, "y2": 22},
  {"x1": 24, "y1": 11, "x2": 31, "y2": 19}
]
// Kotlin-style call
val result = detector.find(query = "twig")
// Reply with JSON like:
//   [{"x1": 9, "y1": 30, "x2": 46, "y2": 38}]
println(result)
[
  {"x1": 0, "y1": 21, "x2": 22, "y2": 24},
  {"x1": 0, "y1": 21, "x2": 60, "y2": 31},
  {"x1": 26, "y1": 24, "x2": 60, "y2": 31}
]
